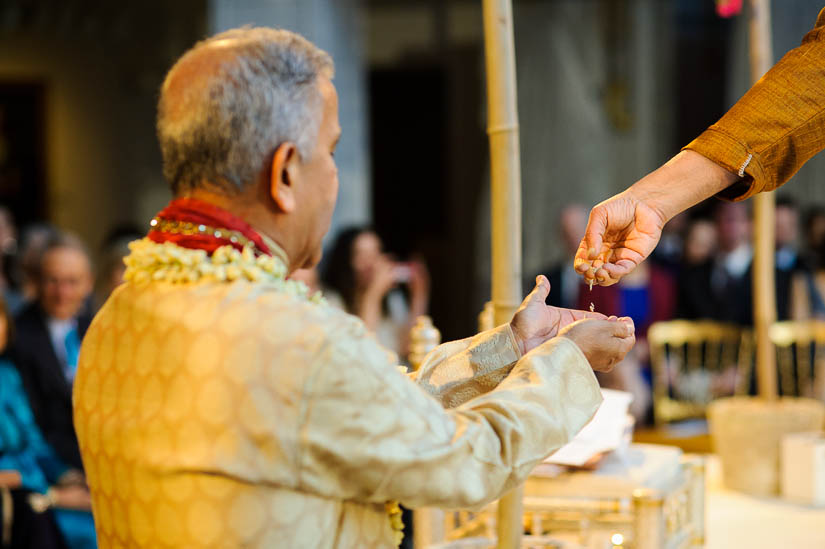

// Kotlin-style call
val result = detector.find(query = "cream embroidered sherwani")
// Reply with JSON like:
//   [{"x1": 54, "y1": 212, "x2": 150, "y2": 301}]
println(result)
[{"x1": 73, "y1": 247, "x2": 603, "y2": 548}]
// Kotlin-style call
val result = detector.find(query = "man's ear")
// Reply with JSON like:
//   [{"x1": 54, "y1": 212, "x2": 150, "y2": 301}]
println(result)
[{"x1": 270, "y1": 143, "x2": 299, "y2": 213}]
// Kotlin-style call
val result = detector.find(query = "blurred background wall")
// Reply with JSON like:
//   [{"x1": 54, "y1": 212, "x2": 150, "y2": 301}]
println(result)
[{"x1": 2, "y1": 0, "x2": 825, "y2": 340}]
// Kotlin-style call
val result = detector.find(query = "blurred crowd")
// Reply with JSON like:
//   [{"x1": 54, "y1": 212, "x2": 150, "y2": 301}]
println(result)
[
  {"x1": 0, "y1": 207, "x2": 142, "y2": 548},
  {"x1": 536, "y1": 197, "x2": 825, "y2": 422}
]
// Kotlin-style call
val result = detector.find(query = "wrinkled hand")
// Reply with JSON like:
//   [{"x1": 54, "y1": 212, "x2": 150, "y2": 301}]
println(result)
[
  {"x1": 510, "y1": 275, "x2": 606, "y2": 355},
  {"x1": 559, "y1": 317, "x2": 636, "y2": 372},
  {"x1": 573, "y1": 190, "x2": 667, "y2": 286}
]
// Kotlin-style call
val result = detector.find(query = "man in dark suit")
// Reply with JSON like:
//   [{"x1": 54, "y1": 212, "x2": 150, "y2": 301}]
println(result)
[
  {"x1": 677, "y1": 201, "x2": 753, "y2": 324},
  {"x1": 13, "y1": 234, "x2": 93, "y2": 469}
]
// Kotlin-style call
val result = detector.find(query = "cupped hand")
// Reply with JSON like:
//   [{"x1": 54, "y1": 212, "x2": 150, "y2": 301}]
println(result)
[
  {"x1": 510, "y1": 275, "x2": 607, "y2": 355},
  {"x1": 573, "y1": 191, "x2": 667, "y2": 286},
  {"x1": 558, "y1": 317, "x2": 636, "y2": 372}
]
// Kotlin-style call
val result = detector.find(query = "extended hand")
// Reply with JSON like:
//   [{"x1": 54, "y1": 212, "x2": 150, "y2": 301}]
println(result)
[
  {"x1": 510, "y1": 275, "x2": 606, "y2": 355},
  {"x1": 573, "y1": 190, "x2": 667, "y2": 286},
  {"x1": 559, "y1": 317, "x2": 636, "y2": 372},
  {"x1": 573, "y1": 150, "x2": 739, "y2": 286}
]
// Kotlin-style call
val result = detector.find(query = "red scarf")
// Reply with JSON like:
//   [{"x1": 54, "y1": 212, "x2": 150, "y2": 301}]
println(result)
[{"x1": 147, "y1": 198, "x2": 271, "y2": 256}]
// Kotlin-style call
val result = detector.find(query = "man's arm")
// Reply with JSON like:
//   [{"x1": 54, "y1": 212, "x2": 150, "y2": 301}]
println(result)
[
  {"x1": 408, "y1": 324, "x2": 521, "y2": 409},
  {"x1": 297, "y1": 326, "x2": 629, "y2": 510},
  {"x1": 575, "y1": 7, "x2": 825, "y2": 285},
  {"x1": 686, "y1": 7, "x2": 825, "y2": 200}
]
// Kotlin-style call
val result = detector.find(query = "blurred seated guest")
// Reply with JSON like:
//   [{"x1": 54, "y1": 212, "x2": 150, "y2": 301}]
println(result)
[
  {"x1": 0, "y1": 206, "x2": 16, "y2": 255},
  {"x1": 776, "y1": 196, "x2": 804, "y2": 272},
  {"x1": 677, "y1": 201, "x2": 753, "y2": 324},
  {"x1": 682, "y1": 217, "x2": 718, "y2": 267},
  {"x1": 774, "y1": 196, "x2": 816, "y2": 320},
  {"x1": 12, "y1": 234, "x2": 92, "y2": 470},
  {"x1": 322, "y1": 227, "x2": 429, "y2": 358},
  {"x1": 94, "y1": 226, "x2": 143, "y2": 310},
  {"x1": 0, "y1": 297, "x2": 96, "y2": 549},
  {"x1": 0, "y1": 206, "x2": 23, "y2": 314},
  {"x1": 803, "y1": 236, "x2": 825, "y2": 319},
  {"x1": 650, "y1": 211, "x2": 688, "y2": 272},
  {"x1": 801, "y1": 206, "x2": 825, "y2": 318},
  {"x1": 804, "y1": 205, "x2": 825, "y2": 268},
  {"x1": 17, "y1": 223, "x2": 58, "y2": 304},
  {"x1": 534, "y1": 204, "x2": 588, "y2": 308}
]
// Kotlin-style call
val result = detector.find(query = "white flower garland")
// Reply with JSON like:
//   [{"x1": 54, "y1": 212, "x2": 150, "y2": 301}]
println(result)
[{"x1": 123, "y1": 238, "x2": 325, "y2": 305}]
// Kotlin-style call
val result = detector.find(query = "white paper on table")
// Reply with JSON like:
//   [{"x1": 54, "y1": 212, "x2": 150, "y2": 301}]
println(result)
[{"x1": 545, "y1": 388, "x2": 634, "y2": 466}]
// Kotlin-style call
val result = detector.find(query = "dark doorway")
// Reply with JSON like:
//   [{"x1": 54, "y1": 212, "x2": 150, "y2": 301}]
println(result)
[
  {"x1": 369, "y1": 67, "x2": 447, "y2": 256},
  {"x1": 0, "y1": 82, "x2": 47, "y2": 226},
  {"x1": 369, "y1": 46, "x2": 487, "y2": 341},
  {"x1": 673, "y1": 0, "x2": 733, "y2": 150}
]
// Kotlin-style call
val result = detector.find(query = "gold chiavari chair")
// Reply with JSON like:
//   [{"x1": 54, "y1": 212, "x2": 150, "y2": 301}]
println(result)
[
  {"x1": 647, "y1": 320, "x2": 754, "y2": 426},
  {"x1": 768, "y1": 320, "x2": 825, "y2": 400}
]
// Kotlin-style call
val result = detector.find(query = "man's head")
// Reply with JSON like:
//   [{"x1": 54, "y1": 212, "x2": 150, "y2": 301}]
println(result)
[
  {"x1": 775, "y1": 196, "x2": 799, "y2": 249},
  {"x1": 714, "y1": 201, "x2": 750, "y2": 253},
  {"x1": 157, "y1": 28, "x2": 340, "y2": 271},
  {"x1": 38, "y1": 234, "x2": 93, "y2": 321}
]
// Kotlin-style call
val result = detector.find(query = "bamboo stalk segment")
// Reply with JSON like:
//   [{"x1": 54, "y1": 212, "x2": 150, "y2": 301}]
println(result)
[
  {"x1": 748, "y1": 0, "x2": 778, "y2": 400},
  {"x1": 481, "y1": 0, "x2": 523, "y2": 547}
]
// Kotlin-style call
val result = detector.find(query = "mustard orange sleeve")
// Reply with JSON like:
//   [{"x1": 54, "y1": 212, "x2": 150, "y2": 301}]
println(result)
[{"x1": 684, "y1": 7, "x2": 825, "y2": 201}]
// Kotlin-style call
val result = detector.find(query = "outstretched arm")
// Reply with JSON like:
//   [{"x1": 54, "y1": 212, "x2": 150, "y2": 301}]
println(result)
[
  {"x1": 574, "y1": 151, "x2": 737, "y2": 285},
  {"x1": 575, "y1": 7, "x2": 825, "y2": 286},
  {"x1": 297, "y1": 317, "x2": 634, "y2": 510}
]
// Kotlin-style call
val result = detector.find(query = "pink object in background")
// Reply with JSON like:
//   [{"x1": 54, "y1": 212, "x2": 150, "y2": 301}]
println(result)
[{"x1": 716, "y1": 0, "x2": 743, "y2": 17}]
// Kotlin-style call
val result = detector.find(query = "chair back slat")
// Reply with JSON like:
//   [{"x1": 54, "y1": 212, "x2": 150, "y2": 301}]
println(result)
[
  {"x1": 768, "y1": 320, "x2": 825, "y2": 399},
  {"x1": 648, "y1": 320, "x2": 752, "y2": 425}
]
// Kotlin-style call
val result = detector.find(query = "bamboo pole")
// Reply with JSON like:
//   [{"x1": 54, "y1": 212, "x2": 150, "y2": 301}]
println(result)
[
  {"x1": 749, "y1": 0, "x2": 778, "y2": 400},
  {"x1": 481, "y1": 0, "x2": 523, "y2": 547}
]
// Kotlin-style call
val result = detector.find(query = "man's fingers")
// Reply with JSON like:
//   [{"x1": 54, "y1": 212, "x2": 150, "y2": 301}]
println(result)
[
  {"x1": 601, "y1": 260, "x2": 636, "y2": 278},
  {"x1": 594, "y1": 267, "x2": 619, "y2": 286},
  {"x1": 610, "y1": 317, "x2": 635, "y2": 338},
  {"x1": 583, "y1": 208, "x2": 607, "y2": 261},
  {"x1": 620, "y1": 316, "x2": 636, "y2": 336},
  {"x1": 574, "y1": 242, "x2": 592, "y2": 273}
]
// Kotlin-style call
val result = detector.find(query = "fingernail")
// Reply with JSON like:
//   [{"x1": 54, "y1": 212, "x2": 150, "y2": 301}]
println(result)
[
  {"x1": 535, "y1": 275, "x2": 541, "y2": 285},
  {"x1": 587, "y1": 247, "x2": 598, "y2": 260}
]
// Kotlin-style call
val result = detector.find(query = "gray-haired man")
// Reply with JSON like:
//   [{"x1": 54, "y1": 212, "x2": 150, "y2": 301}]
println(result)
[{"x1": 74, "y1": 28, "x2": 634, "y2": 548}]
